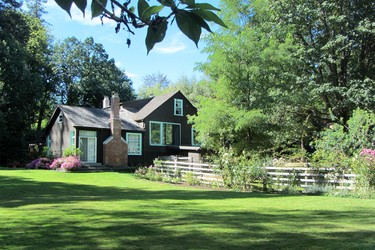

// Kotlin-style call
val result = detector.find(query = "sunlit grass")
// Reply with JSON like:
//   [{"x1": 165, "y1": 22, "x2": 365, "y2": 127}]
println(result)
[{"x1": 0, "y1": 169, "x2": 374, "y2": 249}]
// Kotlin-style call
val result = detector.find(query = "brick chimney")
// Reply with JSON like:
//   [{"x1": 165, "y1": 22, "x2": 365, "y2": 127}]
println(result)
[{"x1": 103, "y1": 92, "x2": 128, "y2": 167}]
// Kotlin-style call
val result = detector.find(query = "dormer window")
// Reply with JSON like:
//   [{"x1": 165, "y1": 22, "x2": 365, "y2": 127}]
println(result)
[{"x1": 174, "y1": 98, "x2": 183, "y2": 116}]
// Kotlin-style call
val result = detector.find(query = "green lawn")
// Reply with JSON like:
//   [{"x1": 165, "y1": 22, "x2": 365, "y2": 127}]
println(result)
[{"x1": 0, "y1": 169, "x2": 374, "y2": 250}]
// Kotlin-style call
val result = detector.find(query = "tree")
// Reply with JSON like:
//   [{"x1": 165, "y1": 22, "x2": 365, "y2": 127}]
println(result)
[
  {"x1": 142, "y1": 72, "x2": 170, "y2": 88},
  {"x1": 193, "y1": 0, "x2": 305, "y2": 154},
  {"x1": 54, "y1": 0, "x2": 227, "y2": 53},
  {"x1": 52, "y1": 37, "x2": 135, "y2": 107},
  {"x1": 272, "y1": 0, "x2": 375, "y2": 125},
  {"x1": 0, "y1": 2, "x2": 51, "y2": 162},
  {"x1": 25, "y1": 0, "x2": 47, "y2": 19}
]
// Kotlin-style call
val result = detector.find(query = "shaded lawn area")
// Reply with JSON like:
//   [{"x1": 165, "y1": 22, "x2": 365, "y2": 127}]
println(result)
[{"x1": 0, "y1": 169, "x2": 374, "y2": 250}]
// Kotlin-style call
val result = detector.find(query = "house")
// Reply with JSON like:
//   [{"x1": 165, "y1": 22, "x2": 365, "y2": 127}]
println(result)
[{"x1": 46, "y1": 91, "x2": 200, "y2": 167}]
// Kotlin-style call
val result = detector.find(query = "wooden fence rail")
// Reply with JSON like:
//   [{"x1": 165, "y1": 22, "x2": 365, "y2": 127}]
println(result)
[{"x1": 154, "y1": 158, "x2": 357, "y2": 190}]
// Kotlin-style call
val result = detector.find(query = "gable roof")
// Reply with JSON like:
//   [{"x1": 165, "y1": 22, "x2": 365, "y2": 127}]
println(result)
[
  {"x1": 49, "y1": 105, "x2": 144, "y2": 131},
  {"x1": 123, "y1": 91, "x2": 182, "y2": 121}
]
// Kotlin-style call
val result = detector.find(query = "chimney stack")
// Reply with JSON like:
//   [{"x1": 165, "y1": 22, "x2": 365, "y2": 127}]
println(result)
[
  {"x1": 110, "y1": 92, "x2": 121, "y2": 139},
  {"x1": 103, "y1": 91, "x2": 128, "y2": 167}
]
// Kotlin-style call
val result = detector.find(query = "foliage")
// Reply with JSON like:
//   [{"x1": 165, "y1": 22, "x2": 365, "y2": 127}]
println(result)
[
  {"x1": 50, "y1": 156, "x2": 81, "y2": 171},
  {"x1": 218, "y1": 149, "x2": 269, "y2": 191},
  {"x1": 63, "y1": 146, "x2": 81, "y2": 157},
  {"x1": 60, "y1": 156, "x2": 81, "y2": 171},
  {"x1": 25, "y1": 157, "x2": 52, "y2": 169},
  {"x1": 185, "y1": 172, "x2": 200, "y2": 186},
  {"x1": 312, "y1": 109, "x2": 375, "y2": 158},
  {"x1": 52, "y1": 36, "x2": 135, "y2": 107},
  {"x1": 0, "y1": 5, "x2": 51, "y2": 163},
  {"x1": 50, "y1": 157, "x2": 65, "y2": 170},
  {"x1": 272, "y1": 0, "x2": 375, "y2": 125},
  {"x1": 351, "y1": 148, "x2": 375, "y2": 189},
  {"x1": 53, "y1": 0, "x2": 226, "y2": 53}
]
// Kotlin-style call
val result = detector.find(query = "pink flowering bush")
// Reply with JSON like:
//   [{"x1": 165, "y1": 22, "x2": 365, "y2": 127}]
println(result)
[
  {"x1": 50, "y1": 156, "x2": 81, "y2": 171},
  {"x1": 61, "y1": 156, "x2": 81, "y2": 171},
  {"x1": 50, "y1": 158, "x2": 65, "y2": 170},
  {"x1": 352, "y1": 148, "x2": 375, "y2": 188}
]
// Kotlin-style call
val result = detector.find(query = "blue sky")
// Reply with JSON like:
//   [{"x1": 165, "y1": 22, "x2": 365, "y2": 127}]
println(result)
[{"x1": 42, "y1": 0, "x2": 220, "y2": 92}]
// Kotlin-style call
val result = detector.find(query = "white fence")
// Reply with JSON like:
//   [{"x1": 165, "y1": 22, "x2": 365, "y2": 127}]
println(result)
[
  {"x1": 155, "y1": 157, "x2": 357, "y2": 190},
  {"x1": 266, "y1": 166, "x2": 356, "y2": 190},
  {"x1": 155, "y1": 157, "x2": 223, "y2": 186}
]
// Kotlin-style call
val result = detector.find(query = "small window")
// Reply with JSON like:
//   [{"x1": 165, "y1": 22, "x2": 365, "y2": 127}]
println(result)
[
  {"x1": 70, "y1": 131, "x2": 75, "y2": 146},
  {"x1": 46, "y1": 135, "x2": 51, "y2": 148},
  {"x1": 174, "y1": 99, "x2": 183, "y2": 116},
  {"x1": 126, "y1": 133, "x2": 142, "y2": 155}
]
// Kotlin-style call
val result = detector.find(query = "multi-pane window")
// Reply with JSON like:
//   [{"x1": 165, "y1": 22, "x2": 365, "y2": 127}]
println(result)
[
  {"x1": 174, "y1": 98, "x2": 183, "y2": 116},
  {"x1": 150, "y1": 121, "x2": 181, "y2": 146},
  {"x1": 126, "y1": 133, "x2": 142, "y2": 155},
  {"x1": 79, "y1": 130, "x2": 97, "y2": 163},
  {"x1": 70, "y1": 131, "x2": 75, "y2": 146}
]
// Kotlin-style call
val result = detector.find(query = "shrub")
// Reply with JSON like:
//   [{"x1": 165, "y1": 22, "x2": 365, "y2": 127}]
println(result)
[
  {"x1": 218, "y1": 149, "x2": 269, "y2": 191},
  {"x1": 50, "y1": 157, "x2": 81, "y2": 171},
  {"x1": 185, "y1": 172, "x2": 201, "y2": 186},
  {"x1": 63, "y1": 146, "x2": 81, "y2": 157},
  {"x1": 25, "y1": 158, "x2": 51, "y2": 169},
  {"x1": 60, "y1": 156, "x2": 81, "y2": 171},
  {"x1": 50, "y1": 158, "x2": 65, "y2": 170},
  {"x1": 352, "y1": 148, "x2": 375, "y2": 189}
]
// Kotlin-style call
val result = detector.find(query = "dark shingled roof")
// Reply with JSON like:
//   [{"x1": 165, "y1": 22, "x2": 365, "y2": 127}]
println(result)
[
  {"x1": 124, "y1": 91, "x2": 179, "y2": 121},
  {"x1": 58, "y1": 105, "x2": 144, "y2": 131}
]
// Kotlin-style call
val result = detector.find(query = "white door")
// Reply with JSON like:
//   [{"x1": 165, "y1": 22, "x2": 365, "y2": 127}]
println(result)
[{"x1": 79, "y1": 131, "x2": 97, "y2": 163}]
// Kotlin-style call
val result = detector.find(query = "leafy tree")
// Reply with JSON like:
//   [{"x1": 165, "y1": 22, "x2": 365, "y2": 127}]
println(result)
[
  {"x1": 25, "y1": 0, "x2": 47, "y2": 19},
  {"x1": 53, "y1": 0, "x2": 227, "y2": 53},
  {"x1": 0, "y1": 2, "x2": 50, "y2": 162},
  {"x1": 142, "y1": 72, "x2": 170, "y2": 88},
  {"x1": 193, "y1": 0, "x2": 306, "y2": 154},
  {"x1": 52, "y1": 37, "x2": 135, "y2": 107},
  {"x1": 272, "y1": 0, "x2": 375, "y2": 125}
]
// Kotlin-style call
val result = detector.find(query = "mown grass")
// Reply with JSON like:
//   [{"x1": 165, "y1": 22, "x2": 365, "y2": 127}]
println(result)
[{"x1": 0, "y1": 168, "x2": 374, "y2": 250}]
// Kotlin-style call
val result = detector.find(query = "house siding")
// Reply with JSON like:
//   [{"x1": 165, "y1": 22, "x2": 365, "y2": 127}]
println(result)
[
  {"x1": 141, "y1": 92, "x2": 197, "y2": 164},
  {"x1": 49, "y1": 110, "x2": 75, "y2": 158}
]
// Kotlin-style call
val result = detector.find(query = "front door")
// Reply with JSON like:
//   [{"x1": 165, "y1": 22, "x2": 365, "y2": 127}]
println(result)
[{"x1": 79, "y1": 131, "x2": 97, "y2": 163}]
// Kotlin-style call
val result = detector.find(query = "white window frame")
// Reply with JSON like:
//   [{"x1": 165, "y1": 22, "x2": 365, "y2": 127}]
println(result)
[
  {"x1": 78, "y1": 130, "x2": 97, "y2": 163},
  {"x1": 126, "y1": 133, "x2": 142, "y2": 156},
  {"x1": 149, "y1": 121, "x2": 181, "y2": 146},
  {"x1": 174, "y1": 98, "x2": 183, "y2": 116}
]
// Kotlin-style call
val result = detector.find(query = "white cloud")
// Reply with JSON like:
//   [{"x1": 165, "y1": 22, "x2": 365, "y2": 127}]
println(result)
[
  {"x1": 125, "y1": 71, "x2": 138, "y2": 78},
  {"x1": 154, "y1": 33, "x2": 186, "y2": 54}
]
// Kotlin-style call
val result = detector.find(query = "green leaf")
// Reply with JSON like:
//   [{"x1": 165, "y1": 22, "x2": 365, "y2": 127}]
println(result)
[
  {"x1": 181, "y1": 0, "x2": 195, "y2": 5},
  {"x1": 157, "y1": 0, "x2": 175, "y2": 7},
  {"x1": 142, "y1": 5, "x2": 164, "y2": 22},
  {"x1": 91, "y1": 0, "x2": 107, "y2": 18},
  {"x1": 176, "y1": 10, "x2": 202, "y2": 47},
  {"x1": 73, "y1": 0, "x2": 87, "y2": 15},
  {"x1": 55, "y1": 0, "x2": 74, "y2": 16},
  {"x1": 138, "y1": 0, "x2": 150, "y2": 20},
  {"x1": 186, "y1": 3, "x2": 220, "y2": 11},
  {"x1": 129, "y1": 6, "x2": 135, "y2": 13},
  {"x1": 191, "y1": 9, "x2": 227, "y2": 28},
  {"x1": 146, "y1": 20, "x2": 168, "y2": 54}
]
